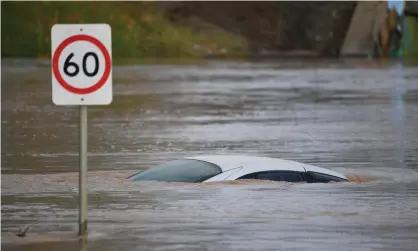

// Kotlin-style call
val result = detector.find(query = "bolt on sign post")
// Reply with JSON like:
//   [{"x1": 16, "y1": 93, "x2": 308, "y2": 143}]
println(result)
[{"x1": 51, "y1": 24, "x2": 113, "y2": 236}]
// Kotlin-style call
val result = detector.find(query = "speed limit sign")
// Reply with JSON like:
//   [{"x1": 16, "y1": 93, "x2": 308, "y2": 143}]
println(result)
[
  {"x1": 50, "y1": 23, "x2": 114, "y2": 237},
  {"x1": 51, "y1": 24, "x2": 112, "y2": 105}
]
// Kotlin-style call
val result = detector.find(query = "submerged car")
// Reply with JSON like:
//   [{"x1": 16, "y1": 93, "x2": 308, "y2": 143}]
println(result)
[{"x1": 127, "y1": 155, "x2": 348, "y2": 183}]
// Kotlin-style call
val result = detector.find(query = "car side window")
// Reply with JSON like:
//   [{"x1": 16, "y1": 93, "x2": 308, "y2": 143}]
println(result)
[
  {"x1": 237, "y1": 173, "x2": 257, "y2": 179},
  {"x1": 280, "y1": 172, "x2": 305, "y2": 182},
  {"x1": 305, "y1": 171, "x2": 346, "y2": 183},
  {"x1": 258, "y1": 172, "x2": 284, "y2": 181},
  {"x1": 238, "y1": 171, "x2": 305, "y2": 182}
]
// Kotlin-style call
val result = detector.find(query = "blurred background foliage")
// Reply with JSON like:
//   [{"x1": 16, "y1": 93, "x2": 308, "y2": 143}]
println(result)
[{"x1": 1, "y1": 1, "x2": 249, "y2": 61}]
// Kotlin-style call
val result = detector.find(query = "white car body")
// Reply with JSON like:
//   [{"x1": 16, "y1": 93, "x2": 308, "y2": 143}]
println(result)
[
  {"x1": 128, "y1": 154, "x2": 348, "y2": 183},
  {"x1": 186, "y1": 155, "x2": 348, "y2": 182}
]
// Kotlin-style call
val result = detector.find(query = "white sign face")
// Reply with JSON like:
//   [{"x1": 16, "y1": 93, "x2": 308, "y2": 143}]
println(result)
[{"x1": 51, "y1": 24, "x2": 112, "y2": 105}]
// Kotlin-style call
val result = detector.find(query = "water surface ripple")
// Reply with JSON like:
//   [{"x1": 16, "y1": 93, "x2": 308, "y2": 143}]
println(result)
[{"x1": 2, "y1": 59, "x2": 418, "y2": 251}]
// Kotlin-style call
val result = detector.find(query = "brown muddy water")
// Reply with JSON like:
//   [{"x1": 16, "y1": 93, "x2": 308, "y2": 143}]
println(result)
[{"x1": 2, "y1": 58, "x2": 418, "y2": 251}]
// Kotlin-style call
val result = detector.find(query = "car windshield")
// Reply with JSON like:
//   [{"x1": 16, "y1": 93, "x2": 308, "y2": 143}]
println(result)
[{"x1": 129, "y1": 159, "x2": 222, "y2": 182}]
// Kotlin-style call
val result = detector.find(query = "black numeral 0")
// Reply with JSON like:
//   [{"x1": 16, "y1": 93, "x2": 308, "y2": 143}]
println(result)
[
  {"x1": 82, "y1": 52, "x2": 99, "y2": 77},
  {"x1": 63, "y1": 52, "x2": 99, "y2": 78}
]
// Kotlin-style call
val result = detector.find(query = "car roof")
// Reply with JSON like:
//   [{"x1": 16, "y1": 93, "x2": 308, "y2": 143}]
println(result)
[{"x1": 185, "y1": 155, "x2": 347, "y2": 180}]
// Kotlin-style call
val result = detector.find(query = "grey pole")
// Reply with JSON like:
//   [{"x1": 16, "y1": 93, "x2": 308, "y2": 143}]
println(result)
[{"x1": 79, "y1": 105, "x2": 88, "y2": 236}]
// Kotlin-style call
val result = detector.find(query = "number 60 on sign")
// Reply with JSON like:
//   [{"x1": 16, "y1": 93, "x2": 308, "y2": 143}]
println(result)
[{"x1": 51, "y1": 24, "x2": 113, "y2": 105}]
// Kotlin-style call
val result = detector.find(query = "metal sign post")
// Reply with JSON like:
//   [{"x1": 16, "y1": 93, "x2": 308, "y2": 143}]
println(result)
[
  {"x1": 79, "y1": 105, "x2": 88, "y2": 235},
  {"x1": 51, "y1": 24, "x2": 113, "y2": 236}
]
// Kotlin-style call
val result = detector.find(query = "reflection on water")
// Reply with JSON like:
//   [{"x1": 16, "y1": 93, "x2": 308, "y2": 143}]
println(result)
[{"x1": 2, "y1": 58, "x2": 418, "y2": 251}]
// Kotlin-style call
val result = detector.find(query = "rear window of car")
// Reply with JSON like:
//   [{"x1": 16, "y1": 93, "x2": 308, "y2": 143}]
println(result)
[{"x1": 129, "y1": 159, "x2": 222, "y2": 183}]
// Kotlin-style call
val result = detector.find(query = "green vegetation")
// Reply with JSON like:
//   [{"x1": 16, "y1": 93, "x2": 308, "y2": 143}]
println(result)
[
  {"x1": 1, "y1": 1, "x2": 249, "y2": 62},
  {"x1": 401, "y1": 16, "x2": 418, "y2": 59}
]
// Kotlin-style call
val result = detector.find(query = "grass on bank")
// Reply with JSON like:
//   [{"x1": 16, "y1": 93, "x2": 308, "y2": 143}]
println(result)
[{"x1": 1, "y1": 1, "x2": 249, "y2": 62}]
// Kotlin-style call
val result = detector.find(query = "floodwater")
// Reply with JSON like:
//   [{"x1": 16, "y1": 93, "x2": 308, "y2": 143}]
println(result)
[{"x1": 2, "y1": 58, "x2": 418, "y2": 251}]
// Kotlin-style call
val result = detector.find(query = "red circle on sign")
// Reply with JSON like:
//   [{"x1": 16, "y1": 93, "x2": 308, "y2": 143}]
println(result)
[{"x1": 52, "y1": 34, "x2": 111, "y2": 95}]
